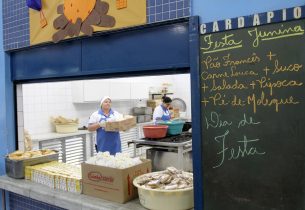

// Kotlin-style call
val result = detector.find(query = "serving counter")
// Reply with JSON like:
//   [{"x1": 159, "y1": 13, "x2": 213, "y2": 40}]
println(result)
[
  {"x1": 31, "y1": 130, "x2": 95, "y2": 165},
  {"x1": 0, "y1": 175, "x2": 145, "y2": 210}
]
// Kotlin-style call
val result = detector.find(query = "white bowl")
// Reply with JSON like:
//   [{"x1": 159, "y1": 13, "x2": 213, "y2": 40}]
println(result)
[
  {"x1": 55, "y1": 123, "x2": 78, "y2": 133},
  {"x1": 133, "y1": 172, "x2": 194, "y2": 210}
]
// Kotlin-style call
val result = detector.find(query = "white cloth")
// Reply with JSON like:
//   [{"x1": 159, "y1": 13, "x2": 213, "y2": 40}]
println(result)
[
  {"x1": 153, "y1": 105, "x2": 170, "y2": 122},
  {"x1": 100, "y1": 96, "x2": 111, "y2": 106}
]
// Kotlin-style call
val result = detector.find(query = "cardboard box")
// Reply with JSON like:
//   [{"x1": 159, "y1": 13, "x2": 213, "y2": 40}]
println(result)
[
  {"x1": 105, "y1": 115, "x2": 136, "y2": 132},
  {"x1": 81, "y1": 159, "x2": 152, "y2": 203},
  {"x1": 146, "y1": 99, "x2": 162, "y2": 110}
]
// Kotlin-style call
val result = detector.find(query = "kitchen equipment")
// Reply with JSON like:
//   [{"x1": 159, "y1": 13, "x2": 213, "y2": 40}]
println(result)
[
  {"x1": 133, "y1": 171, "x2": 194, "y2": 210},
  {"x1": 5, "y1": 150, "x2": 59, "y2": 179},
  {"x1": 131, "y1": 132, "x2": 192, "y2": 171},
  {"x1": 157, "y1": 120, "x2": 185, "y2": 135},
  {"x1": 146, "y1": 148, "x2": 192, "y2": 172},
  {"x1": 136, "y1": 115, "x2": 152, "y2": 123},
  {"x1": 182, "y1": 121, "x2": 192, "y2": 132},
  {"x1": 171, "y1": 98, "x2": 187, "y2": 112},
  {"x1": 142, "y1": 125, "x2": 168, "y2": 138},
  {"x1": 133, "y1": 107, "x2": 152, "y2": 115}
]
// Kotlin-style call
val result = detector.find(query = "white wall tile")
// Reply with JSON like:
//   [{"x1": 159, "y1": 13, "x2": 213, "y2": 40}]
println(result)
[
  {"x1": 18, "y1": 141, "x2": 25, "y2": 151},
  {"x1": 22, "y1": 75, "x2": 191, "y2": 135},
  {"x1": 17, "y1": 126, "x2": 24, "y2": 142},
  {"x1": 16, "y1": 85, "x2": 23, "y2": 97},
  {"x1": 17, "y1": 96, "x2": 23, "y2": 112},
  {"x1": 17, "y1": 111, "x2": 24, "y2": 126}
]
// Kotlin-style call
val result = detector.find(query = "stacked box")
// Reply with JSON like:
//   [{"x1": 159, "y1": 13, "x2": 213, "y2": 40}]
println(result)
[
  {"x1": 133, "y1": 107, "x2": 153, "y2": 123},
  {"x1": 25, "y1": 161, "x2": 82, "y2": 193},
  {"x1": 146, "y1": 99, "x2": 162, "y2": 111},
  {"x1": 133, "y1": 107, "x2": 152, "y2": 115}
]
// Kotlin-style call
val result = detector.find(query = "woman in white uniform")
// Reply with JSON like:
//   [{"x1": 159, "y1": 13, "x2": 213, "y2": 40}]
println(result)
[
  {"x1": 88, "y1": 96, "x2": 122, "y2": 155},
  {"x1": 153, "y1": 96, "x2": 172, "y2": 122}
]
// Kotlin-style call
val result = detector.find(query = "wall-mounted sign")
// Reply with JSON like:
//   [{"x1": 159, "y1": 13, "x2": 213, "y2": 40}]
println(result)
[
  {"x1": 200, "y1": 5, "x2": 305, "y2": 34},
  {"x1": 200, "y1": 14, "x2": 305, "y2": 210},
  {"x1": 29, "y1": 0, "x2": 146, "y2": 45}
]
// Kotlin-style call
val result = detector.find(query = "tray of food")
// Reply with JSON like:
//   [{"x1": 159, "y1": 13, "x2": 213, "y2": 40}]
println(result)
[{"x1": 5, "y1": 149, "x2": 59, "y2": 179}]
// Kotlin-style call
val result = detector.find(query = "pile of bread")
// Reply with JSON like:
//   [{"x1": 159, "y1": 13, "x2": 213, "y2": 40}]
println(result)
[
  {"x1": 51, "y1": 116, "x2": 79, "y2": 125},
  {"x1": 8, "y1": 149, "x2": 56, "y2": 160}
]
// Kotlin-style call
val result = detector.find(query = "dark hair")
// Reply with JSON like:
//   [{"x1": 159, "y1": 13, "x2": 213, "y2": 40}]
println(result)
[{"x1": 162, "y1": 96, "x2": 172, "y2": 103}]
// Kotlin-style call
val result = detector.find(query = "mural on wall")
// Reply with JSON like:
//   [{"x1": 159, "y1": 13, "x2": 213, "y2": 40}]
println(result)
[
  {"x1": 52, "y1": 0, "x2": 115, "y2": 42},
  {"x1": 29, "y1": 0, "x2": 146, "y2": 45}
]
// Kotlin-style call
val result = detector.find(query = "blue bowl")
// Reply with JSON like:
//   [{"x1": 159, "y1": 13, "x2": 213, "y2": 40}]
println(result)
[{"x1": 156, "y1": 120, "x2": 184, "y2": 135}]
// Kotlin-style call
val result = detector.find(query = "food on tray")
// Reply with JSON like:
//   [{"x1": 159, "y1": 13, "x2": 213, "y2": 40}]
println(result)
[
  {"x1": 135, "y1": 167, "x2": 193, "y2": 190},
  {"x1": 8, "y1": 149, "x2": 56, "y2": 160}
]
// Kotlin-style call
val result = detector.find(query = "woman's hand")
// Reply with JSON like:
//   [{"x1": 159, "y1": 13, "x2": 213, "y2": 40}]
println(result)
[
  {"x1": 99, "y1": 122, "x2": 106, "y2": 127},
  {"x1": 88, "y1": 123, "x2": 101, "y2": 131}
]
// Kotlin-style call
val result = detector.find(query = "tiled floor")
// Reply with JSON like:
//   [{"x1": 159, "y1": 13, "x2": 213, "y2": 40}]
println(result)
[{"x1": 9, "y1": 192, "x2": 66, "y2": 210}]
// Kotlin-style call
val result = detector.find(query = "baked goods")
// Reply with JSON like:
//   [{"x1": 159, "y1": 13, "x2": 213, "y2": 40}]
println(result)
[{"x1": 8, "y1": 149, "x2": 56, "y2": 160}]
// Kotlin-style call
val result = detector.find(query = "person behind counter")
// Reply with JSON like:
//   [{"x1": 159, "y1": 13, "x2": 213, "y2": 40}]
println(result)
[
  {"x1": 88, "y1": 96, "x2": 122, "y2": 155},
  {"x1": 153, "y1": 96, "x2": 172, "y2": 122}
]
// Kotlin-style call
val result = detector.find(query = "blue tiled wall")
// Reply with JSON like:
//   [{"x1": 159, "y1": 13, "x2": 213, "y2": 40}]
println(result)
[
  {"x1": 147, "y1": 0, "x2": 190, "y2": 23},
  {"x1": 9, "y1": 192, "x2": 66, "y2": 210},
  {"x1": 3, "y1": 0, "x2": 30, "y2": 50},
  {"x1": 2, "y1": 0, "x2": 190, "y2": 51}
]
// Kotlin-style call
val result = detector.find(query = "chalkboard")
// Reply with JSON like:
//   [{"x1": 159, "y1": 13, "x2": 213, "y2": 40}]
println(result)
[{"x1": 200, "y1": 19, "x2": 305, "y2": 210}]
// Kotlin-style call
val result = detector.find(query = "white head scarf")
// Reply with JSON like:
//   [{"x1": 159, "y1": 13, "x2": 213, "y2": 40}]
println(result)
[{"x1": 100, "y1": 96, "x2": 111, "y2": 107}]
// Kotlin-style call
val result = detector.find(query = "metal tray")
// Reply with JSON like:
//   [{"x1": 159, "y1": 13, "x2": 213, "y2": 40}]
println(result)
[{"x1": 5, "y1": 150, "x2": 59, "y2": 179}]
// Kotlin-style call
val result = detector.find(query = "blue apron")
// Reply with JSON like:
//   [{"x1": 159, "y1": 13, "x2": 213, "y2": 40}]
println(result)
[
  {"x1": 96, "y1": 109, "x2": 121, "y2": 155},
  {"x1": 160, "y1": 105, "x2": 171, "y2": 121}
]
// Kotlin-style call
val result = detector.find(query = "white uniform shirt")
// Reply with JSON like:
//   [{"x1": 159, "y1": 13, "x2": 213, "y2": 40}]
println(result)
[
  {"x1": 153, "y1": 105, "x2": 170, "y2": 122},
  {"x1": 88, "y1": 110, "x2": 122, "y2": 125}
]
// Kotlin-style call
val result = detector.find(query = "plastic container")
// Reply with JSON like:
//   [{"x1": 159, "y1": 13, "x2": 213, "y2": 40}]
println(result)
[
  {"x1": 5, "y1": 151, "x2": 59, "y2": 179},
  {"x1": 157, "y1": 120, "x2": 185, "y2": 135},
  {"x1": 133, "y1": 172, "x2": 194, "y2": 210},
  {"x1": 143, "y1": 125, "x2": 168, "y2": 139},
  {"x1": 55, "y1": 123, "x2": 78, "y2": 133}
]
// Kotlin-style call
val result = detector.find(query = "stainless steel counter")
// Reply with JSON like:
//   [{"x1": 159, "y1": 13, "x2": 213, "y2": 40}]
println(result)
[
  {"x1": 0, "y1": 175, "x2": 145, "y2": 210},
  {"x1": 131, "y1": 139, "x2": 192, "y2": 171}
]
